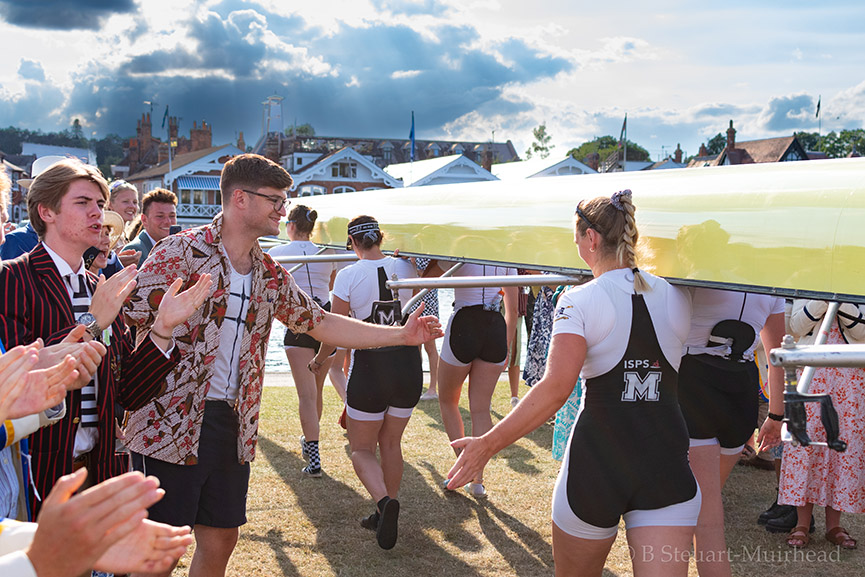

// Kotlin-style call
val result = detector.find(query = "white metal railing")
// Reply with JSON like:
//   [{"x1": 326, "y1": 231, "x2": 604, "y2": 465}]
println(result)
[{"x1": 177, "y1": 204, "x2": 222, "y2": 218}]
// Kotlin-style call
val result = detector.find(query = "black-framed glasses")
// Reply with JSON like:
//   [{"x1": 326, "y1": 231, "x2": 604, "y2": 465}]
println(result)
[
  {"x1": 575, "y1": 202, "x2": 599, "y2": 231},
  {"x1": 242, "y1": 189, "x2": 290, "y2": 212}
]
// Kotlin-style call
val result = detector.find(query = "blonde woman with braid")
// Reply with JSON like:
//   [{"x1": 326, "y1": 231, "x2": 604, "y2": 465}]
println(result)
[{"x1": 446, "y1": 190, "x2": 700, "y2": 577}]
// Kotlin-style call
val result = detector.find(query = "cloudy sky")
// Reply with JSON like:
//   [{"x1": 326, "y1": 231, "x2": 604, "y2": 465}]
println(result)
[{"x1": 0, "y1": 0, "x2": 863, "y2": 161}]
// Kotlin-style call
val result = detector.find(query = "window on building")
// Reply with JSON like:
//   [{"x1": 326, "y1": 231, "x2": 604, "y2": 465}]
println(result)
[
  {"x1": 333, "y1": 186, "x2": 355, "y2": 194},
  {"x1": 299, "y1": 185, "x2": 326, "y2": 197},
  {"x1": 331, "y1": 162, "x2": 357, "y2": 178},
  {"x1": 297, "y1": 157, "x2": 304, "y2": 166}
]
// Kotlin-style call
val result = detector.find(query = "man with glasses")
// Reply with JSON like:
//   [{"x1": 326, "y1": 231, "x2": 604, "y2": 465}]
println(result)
[
  {"x1": 123, "y1": 153, "x2": 443, "y2": 577},
  {"x1": 124, "y1": 188, "x2": 178, "y2": 266}
]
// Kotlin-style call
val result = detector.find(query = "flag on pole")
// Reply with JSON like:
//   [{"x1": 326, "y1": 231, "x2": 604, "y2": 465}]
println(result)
[
  {"x1": 162, "y1": 105, "x2": 169, "y2": 129},
  {"x1": 619, "y1": 113, "x2": 627, "y2": 146},
  {"x1": 815, "y1": 96, "x2": 821, "y2": 118},
  {"x1": 409, "y1": 111, "x2": 416, "y2": 162}
]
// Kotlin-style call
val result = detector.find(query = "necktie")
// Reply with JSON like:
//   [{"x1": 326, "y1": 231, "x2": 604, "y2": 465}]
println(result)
[{"x1": 66, "y1": 274, "x2": 98, "y2": 428}]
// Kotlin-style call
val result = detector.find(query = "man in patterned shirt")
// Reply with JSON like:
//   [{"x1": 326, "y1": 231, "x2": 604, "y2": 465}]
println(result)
[{"x1": 124, "y1": 154, "x2": 442, "y2": 577}]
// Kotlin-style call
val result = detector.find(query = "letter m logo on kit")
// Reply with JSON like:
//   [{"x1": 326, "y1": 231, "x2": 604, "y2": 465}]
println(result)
[
  {"x1": 621, "y1": 371, "x2": 662, "y2": 402},
  {"x1": 376, "y1": 307, "x2": 397, "y2": 326}
]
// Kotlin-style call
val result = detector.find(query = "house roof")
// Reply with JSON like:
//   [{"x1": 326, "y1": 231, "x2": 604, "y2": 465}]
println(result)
[
  {"x1": 384, "y1": 154, "x2": 496, "y2": 186},
  {"x1": 491, "y1": 155, "x2": 597, "y2": 180},
  {"x1": 128, "y1": 144, "x2": 235, "y2": 181},
  {"x1": 713, "y1": 136, "x2": 806, "y2": 166},
  {"x1": 255, "y1": 133, "x2": 519, "y2": 167},
  {"x1": 291, "y1": 146, "x2": 402, "y2": 190}
]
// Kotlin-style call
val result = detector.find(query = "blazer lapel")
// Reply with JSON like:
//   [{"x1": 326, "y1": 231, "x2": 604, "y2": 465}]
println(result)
[{"x1": 30, "y1": 243, "x2": 74, "y2": 323}]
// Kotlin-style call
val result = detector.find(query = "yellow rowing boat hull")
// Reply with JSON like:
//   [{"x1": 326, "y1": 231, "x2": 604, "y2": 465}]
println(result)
[{"x1": 294, "y1": 158, "x2": 865, "y2": 301}]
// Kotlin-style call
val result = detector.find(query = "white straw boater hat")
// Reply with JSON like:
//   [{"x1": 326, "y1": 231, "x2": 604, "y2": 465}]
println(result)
[
  {"x1": 17, "y1": 155, "x2": 70, "y2": 189},
  {"x1": 102, "y1": 210, "x2": 125, "y2": 251}
]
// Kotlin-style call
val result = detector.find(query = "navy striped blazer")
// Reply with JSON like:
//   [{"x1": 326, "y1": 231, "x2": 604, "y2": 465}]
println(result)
[{"x1": 0, "y1": 243, "x2": 179, "y2": 513}]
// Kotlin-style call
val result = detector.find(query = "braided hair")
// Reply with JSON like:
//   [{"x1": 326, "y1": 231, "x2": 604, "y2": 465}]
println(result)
[{"x1": 575, "y1": 189, "x2": 650, "y2": 293}]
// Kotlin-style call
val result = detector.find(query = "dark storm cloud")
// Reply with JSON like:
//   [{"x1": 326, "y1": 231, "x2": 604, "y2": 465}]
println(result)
[
  {"x1": 8, "y1": 4, "x2": 573, "y2": 145},
  {"x1": 18, "y1": 59, "x2": 46, "y2": 82},
  {"x1": 0, "y1": 81, "x2": 65, "y2": 131},
  {"x1": 761, "y1": 94, "x2": 816, "y2": 131},
  {"x1": 0, "y1": 0, "x2": 136, "y2": 30}
]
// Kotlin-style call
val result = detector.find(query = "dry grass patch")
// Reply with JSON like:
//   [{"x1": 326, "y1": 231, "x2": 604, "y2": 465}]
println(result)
[{"x1": 169, "y1": 380, "x2": 864, "y2": 576}]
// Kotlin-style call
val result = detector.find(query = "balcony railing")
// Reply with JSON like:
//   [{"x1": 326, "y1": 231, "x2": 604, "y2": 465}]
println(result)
[{"x1": 177, "y1": 204, "x2": 221, "y2": 218}]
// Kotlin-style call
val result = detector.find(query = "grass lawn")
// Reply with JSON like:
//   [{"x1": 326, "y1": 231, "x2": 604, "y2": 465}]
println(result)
[{"x1": 169, "y1": 379, "x2": 864, "y2": 576}]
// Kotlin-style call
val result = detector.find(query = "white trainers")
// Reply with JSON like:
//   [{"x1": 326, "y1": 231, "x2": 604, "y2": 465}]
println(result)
[
  {"x1": 300, "y1": 435, "x2": 309, "y2": 462},
  {"x1": 420, "y1": 389, "x2": 438, "y2": 400},
  {"x1": 510, "y1": 396, "x2": 520, "y2": 410}
]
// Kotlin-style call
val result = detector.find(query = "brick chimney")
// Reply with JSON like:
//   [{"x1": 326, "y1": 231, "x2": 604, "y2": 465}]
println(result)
[
  {"x1": 237, "y1": 131, "x2": 246, "y2": 152},
  {"x1": 674, "y1": 143, "x2": 682, "y2": 164},
  {"x1": 726, "y1": 120, "x2": 736, "y2": 150},
  {"x1": 190, "y1": 121, "x2": 212, "y2": 152},
  {"x1": 481, "y1": 146, "x2": 493, "y2": 172},
  {"x1": 264, "y1": 133, "x2": 280, "y2": 162},
  {"x1": 584, "y1": 152, "x2": 600, "y2": 172},
  {"x1": 699, "y1": 143, "x2": 708, "y2": 157},
  {"x1": 140, "y1": 113, "x2": 152, "y2": 151},
  {"x1": 157, "y1": 142, "x2": 170, "y2": 164},
  {"x1": 168, "y1": 116, "x2": 178, "y2": 143}
]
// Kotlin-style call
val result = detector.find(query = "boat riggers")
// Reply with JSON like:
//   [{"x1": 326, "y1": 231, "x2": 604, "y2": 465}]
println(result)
[{"x1": 770, "y1": 302, "x2": 849, "y2": 453}]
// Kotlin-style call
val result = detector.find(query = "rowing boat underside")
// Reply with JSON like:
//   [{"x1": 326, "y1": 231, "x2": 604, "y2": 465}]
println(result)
[{"x1": 296, "y1": 158, "x2": 865, "y2": 302}]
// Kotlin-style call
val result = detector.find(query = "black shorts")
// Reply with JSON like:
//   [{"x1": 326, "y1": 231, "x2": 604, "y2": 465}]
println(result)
[
  {"x1": 346, "y1": 346, "x2": 423, "y2": 417},
  {"x1": 441, "y1": 305, "x2": 508, "y2": 366},
  {"x1": 131, "y1": 400, "x2": 250, "y2": 528},
  {"x1": 677, "y1": 354, "x2": 759, "y2": 449},
  {"x1": 283, "y1": 301, "x2": 329, "y2": 350}
]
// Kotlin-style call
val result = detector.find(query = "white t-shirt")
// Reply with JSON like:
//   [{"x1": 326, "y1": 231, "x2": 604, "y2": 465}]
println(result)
[
  {"x1": 332, "y1": 257, "x2": 417, "y2": 321},
  {"x1": 451, "y1": 263, "x2": 517, "y2": 310},
  {"x1": 268, "y1": 240, "x2": 336, "y2": 304},
  {"x1": 208, "y1": 264, "x2": 252, "y2": 402},
  {"x1": 552, "y1": 269, "x2": 691, "y2": 378},
  {"x1": 684, "y1": 288, "x2": 784, "y2": 360}
]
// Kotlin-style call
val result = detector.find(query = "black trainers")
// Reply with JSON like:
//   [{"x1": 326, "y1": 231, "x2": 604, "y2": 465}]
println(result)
[
  {"x1": 758, "y1": 501, "x2": 795, "y2": 525},
  {"x1": 301, "y1": 464, "x2": 322, "y2": 478},
  {"x1": 765, "y1": 510, "x2": 815, "y2": 534},
  {"x1": 376, "y1": 497, "x2": 400, "y2": 550},
  {"x1": 360, "y1": 511, "x2": 379, "y2": 531}
]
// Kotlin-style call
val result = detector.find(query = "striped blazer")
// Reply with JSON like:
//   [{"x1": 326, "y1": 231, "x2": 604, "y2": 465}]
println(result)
[{"x1": 0, "y1": 243, "x2": 179, "y2": 513}]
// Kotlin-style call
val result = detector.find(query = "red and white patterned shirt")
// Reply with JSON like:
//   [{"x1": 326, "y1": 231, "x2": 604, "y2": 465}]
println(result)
[{"x1": 124, "y1": 214, "x2": 324, "y2": 465}]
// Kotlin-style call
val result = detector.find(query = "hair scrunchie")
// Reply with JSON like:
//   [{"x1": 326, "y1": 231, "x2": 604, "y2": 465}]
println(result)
[{"x1": 610, "y1": 189, "x2": 631, "y2": 212}]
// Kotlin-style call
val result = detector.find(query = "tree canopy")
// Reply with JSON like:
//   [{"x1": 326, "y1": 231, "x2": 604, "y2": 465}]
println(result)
[
  {"x1": 794, "y1": 130, "x2": 864, "y2": 158},
  {"x1": 566, "y1": 135, "x2": 650, "y2": 164}
]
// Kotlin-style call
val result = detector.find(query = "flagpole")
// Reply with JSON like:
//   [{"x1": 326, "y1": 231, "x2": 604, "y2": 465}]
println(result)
[
  {"x1": 409, "y1": 111, "x2": 415, "y2": 186},
  {"x1": 623, "y1": 113, "x2": 627, "y2": 171}
]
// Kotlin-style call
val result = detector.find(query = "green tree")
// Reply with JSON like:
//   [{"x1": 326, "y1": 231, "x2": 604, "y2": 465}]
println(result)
[
  {"x1": 286, "y1": 123, "x2": 315, "y2": 137},
  {"x1": 706, "y1": 133, "x2": 726, "y2": 155},
  {"x1": 525, "y1": 123, "x2": 554, "y2": 159},
  {"x1": 567, "y1": 135, "x2": 650, "y2": 165},
  {"x1": 794, "y1": 131, "x2": 820, "y2": 151}
]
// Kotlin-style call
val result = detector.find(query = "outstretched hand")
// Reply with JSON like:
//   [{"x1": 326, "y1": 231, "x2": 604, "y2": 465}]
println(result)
[
  {"x1": 39, "y1": 325, "x2": 107, "y2": 390},
  {"x1": 94, "y1": 519, "x2": 193, "y2": 574},
  {"x1": 152, "y1": 273, "x2": 213, "y2": 334},
  {"x1": 444, "y1": 436, "x2": 494, "y2": 491},
  {"x1": 401, "y1": 303, "x2": 443, "y2": 346},
  {"x1": 27, "y1": 469, "x2": 170, "y2": 577},
  {"x1": 90, "y1": 265, "x2": 138, "y2": 330}
]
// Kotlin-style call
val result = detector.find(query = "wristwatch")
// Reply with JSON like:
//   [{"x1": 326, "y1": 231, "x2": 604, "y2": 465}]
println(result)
[{"x1": 77, "y1": 312, "x2": 103, "y2": 341}]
